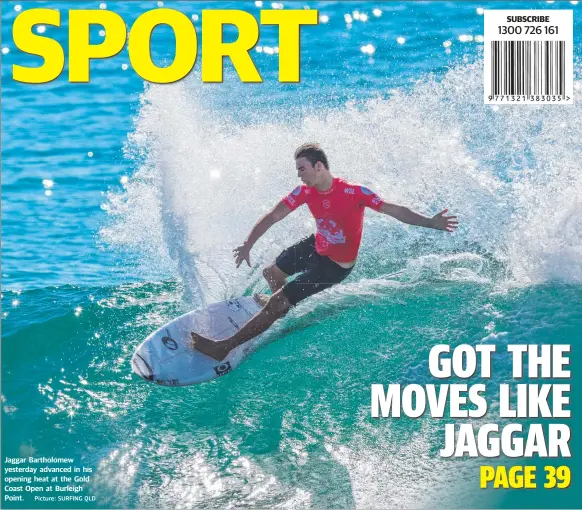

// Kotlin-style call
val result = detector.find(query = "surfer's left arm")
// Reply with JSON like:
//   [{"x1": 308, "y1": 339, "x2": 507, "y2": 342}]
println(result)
[{"x1": 379, "y1": 203, "x2": 459, "y2": 232}]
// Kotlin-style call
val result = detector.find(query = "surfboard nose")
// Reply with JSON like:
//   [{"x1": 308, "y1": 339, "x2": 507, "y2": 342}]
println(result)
[{"x1": 131, "y1": 351, "x2": 154, "y2": 381}]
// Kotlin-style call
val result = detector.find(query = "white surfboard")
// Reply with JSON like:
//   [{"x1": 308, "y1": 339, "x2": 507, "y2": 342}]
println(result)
[{"x1": 131, "y1": 295, "x2": 267, "y2": 386}]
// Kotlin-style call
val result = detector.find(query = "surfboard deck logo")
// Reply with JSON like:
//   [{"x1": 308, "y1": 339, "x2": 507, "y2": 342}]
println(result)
[
  {"x1": 214, "y1": 361, "x2": 232, "y2": 377},
  {"x1": 227, "y1": 299, "x2": 242, "y2": 311},
  {"x1": 161, "y1": 329, "x2": 178, "y2": 350}
]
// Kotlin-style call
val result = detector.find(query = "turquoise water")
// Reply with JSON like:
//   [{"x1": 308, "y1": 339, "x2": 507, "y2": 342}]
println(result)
[{"x1": 2, "y1": 1, "x2": 581, "y2": 508}]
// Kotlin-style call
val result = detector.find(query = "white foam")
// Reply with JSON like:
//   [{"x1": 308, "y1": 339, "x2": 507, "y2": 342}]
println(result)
[{"x1": 101, "y1": 63, "x2": 582, "y2": 311}]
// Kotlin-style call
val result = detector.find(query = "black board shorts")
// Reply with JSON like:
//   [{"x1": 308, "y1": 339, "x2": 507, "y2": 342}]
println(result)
[{"x1": 275, "y1": 235, "x2": 354, "y2": 306}]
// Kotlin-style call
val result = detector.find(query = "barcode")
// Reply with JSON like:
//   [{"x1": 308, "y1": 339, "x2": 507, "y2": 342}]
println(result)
[
  {"x1": 490, "y1": 41, "x2": 566, "y2": 97},
  {"x1": 484, "y1": 10, "x2": 573, "y2": 104}
]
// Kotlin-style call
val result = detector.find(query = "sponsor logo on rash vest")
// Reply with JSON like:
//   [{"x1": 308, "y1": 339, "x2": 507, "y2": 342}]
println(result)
[{"x1": 316, "y1": 218, "x2": 346, "y2": 245}]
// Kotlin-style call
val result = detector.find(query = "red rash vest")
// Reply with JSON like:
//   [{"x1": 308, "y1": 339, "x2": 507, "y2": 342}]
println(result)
[{"x1": 282, "y1": 177, "x2": 384, "y2": 262}]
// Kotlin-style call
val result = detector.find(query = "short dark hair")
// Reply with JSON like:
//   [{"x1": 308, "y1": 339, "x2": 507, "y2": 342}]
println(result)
[{"x1": 294, "y1": 143, "x2": 329, "y2": 169}]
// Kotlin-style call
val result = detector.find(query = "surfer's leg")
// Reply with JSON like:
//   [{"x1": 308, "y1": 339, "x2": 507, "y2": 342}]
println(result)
[
  {"x1": 263, "y1": 264, "x2": 288, "y2": 293},
  {"x1": 232, "y1": 290, "x2": 291, "y2": 345},
  {"x1": 192, "y1": 289, "x2": 291, "y2": 360}
]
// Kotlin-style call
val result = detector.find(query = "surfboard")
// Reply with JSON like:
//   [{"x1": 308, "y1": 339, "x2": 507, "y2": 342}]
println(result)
[{"x1": 131, "y1": 294, "x2": 268, "y2": 386}]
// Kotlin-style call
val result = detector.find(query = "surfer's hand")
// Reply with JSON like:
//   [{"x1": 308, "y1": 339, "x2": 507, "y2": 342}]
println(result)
[
  {"x1": 430, "y1": 209, "x2": 459, "y2": 232},
  {"x1": 233, "y1": 242, "x2": 252, "y2": 268}
]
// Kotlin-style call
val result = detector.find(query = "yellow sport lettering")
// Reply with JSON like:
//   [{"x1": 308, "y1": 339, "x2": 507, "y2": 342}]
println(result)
[
  {"x1": 480, "y1": 466, "x2": 536, "y2": 489},
  {"x1": 480, "y1": 466, "x2": 495, "y2": 488},
  {"x1": 129, "y1": 9, "x2": 197, "y2": 84},
  {"x1": 69, "y1": 10, "x2": 126, "y2": 82},
  {"x1": 201, "y1": 10, "x2": 261, "y2": 83},
  {"x1": 544, "y1": 466, "x2": 571, "y2": 489},
  {"x1": 261, "y1": 10, "x2": 319, "y2": 82},
  {"x1": 11, "y1": 8, "x2": 319, "y2": 84},
  {"x1": 12, "y1": 8, "x2": 64, "y2": 84}
]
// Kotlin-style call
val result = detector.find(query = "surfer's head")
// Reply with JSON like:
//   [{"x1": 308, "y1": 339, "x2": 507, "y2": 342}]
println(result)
[{"x1": 294, "y1": 143, "x2": 330, "y2": 187}]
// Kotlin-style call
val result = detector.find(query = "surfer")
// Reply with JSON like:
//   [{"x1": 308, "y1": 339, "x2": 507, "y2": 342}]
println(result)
[{"x1": 191, "y1": 143, "x2": 459, "y2": 361}]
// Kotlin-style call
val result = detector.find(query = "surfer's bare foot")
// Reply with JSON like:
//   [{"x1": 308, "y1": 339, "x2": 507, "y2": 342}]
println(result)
[{"x1": 191, "y1": 332, "x2": 230, "y2": 361}]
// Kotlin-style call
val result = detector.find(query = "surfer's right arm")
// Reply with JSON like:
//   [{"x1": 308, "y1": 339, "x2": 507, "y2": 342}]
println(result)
[{"x1": 233, "y1": 201, "x2": 293, "y2": 268}]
